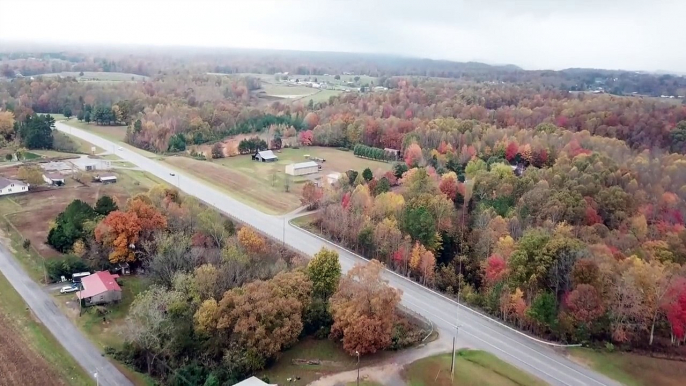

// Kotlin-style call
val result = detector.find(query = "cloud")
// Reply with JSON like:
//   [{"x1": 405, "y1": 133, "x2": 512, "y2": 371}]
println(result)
[{"x1": 0, "y1": 0, "x2": 683, "y2": 72}]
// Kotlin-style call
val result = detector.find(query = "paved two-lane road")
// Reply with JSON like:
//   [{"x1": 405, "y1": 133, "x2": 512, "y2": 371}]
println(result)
[
  {"x1": 0, "y1": 243, "x2": 132, "y2": 386},
  {"x1": 57, "y1": 121, "x2": 620, "y2": 386}
]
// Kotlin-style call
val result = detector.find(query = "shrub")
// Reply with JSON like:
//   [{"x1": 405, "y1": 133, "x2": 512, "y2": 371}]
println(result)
[
  {"x1": 45, "y1": 255, "x2": 89, "y2": 282},
  {"x1": 22, "y1": 238, "x2": 31, "y2": 250}
]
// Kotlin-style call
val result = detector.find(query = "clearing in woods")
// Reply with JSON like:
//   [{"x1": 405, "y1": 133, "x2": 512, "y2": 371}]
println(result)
[{"x1": 164, "y1": 146, "x2": 394, "y2": 214}]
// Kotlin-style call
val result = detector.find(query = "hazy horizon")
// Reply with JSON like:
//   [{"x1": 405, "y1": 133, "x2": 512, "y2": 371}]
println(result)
[{"x1": 1, "y1": 0, "x2": 684, "y2": 73}]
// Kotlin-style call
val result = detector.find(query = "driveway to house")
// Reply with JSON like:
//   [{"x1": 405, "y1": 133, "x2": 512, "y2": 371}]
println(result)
[
  {"x1": 0, "y1": 242, "x2": 132, "y2": 386},
  {"x1": 56, "y1": 121, "x2": 619, "y2": 386}
]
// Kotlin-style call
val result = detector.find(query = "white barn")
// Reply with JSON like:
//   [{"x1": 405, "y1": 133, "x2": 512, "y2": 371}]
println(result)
[
  {"x1": 285, "y1": 161, "x2": 320, "y2": 176},
  {"x1": 0, "y1": 177, "x2": 29, "y2": 196}
]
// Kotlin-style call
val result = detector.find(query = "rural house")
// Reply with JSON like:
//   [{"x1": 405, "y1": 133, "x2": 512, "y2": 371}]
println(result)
[
  {"x1": 0, "y1": 177, "x2": 29, "y2": 196},
  {"x1": 285, "y1": 161, "x2": 320, "y2": 176},
  {"x1": 43, "y1": 173, "x2": 66, "y2": 186},
  {"x1": 77, "y1": 271, "x2": 122, "y2": 306},
  {"x1": 252, "y1": 150, "x2": 278, "y2": 162}
]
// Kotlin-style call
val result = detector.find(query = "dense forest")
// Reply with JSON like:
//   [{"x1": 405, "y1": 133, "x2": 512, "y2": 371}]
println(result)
[{"x1": 2, "y1": 50, "x2": 686, "y2": 356}]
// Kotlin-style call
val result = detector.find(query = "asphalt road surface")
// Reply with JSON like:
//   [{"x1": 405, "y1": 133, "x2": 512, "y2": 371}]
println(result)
[
  {"x1": 0, "y1": 243, "x2": 132, "y2": 386},
  {"x1": 57, "y1": 122, "x2": 620, "y2": 386}
]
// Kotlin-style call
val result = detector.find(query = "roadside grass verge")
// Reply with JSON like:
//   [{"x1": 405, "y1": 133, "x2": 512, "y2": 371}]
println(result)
[
  {"x1": 402, "y1": 350, "x2": 547, "y2": 386},
  {"x1": 567, "y1": 347, "x2": 686, "y2": 386}
]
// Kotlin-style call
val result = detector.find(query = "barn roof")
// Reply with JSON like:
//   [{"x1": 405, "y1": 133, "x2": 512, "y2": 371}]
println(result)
[
  {"x1": 257, "y1": 150, "x2": 277, "y2": 160},
  {"x1": 291, "y1": 161, "x2": 319, "y2": 169}
]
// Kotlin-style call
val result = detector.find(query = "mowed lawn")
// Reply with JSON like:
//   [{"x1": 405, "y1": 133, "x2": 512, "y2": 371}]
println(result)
[
  {"x1": 164, "y1": 147, "x2": 393, "y2": 214},
  {"x1": 568, "y1": 348, "x2": 686, "y2": 386},
  {"x1": 38, "y1": 71, "x2": 148, "y2": 82},
  {"x1": 403, "y1": 350, "x2": 548, "y2": 386}
]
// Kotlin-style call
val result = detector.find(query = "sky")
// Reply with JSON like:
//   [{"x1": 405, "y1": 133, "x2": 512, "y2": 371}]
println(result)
[{"x1": 1, "y1": 0, "x2": 684, "y2": 73}]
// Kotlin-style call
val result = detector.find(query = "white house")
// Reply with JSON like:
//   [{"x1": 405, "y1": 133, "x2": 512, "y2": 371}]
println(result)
[
  {"x1": 0, "y1": 177, "x2": 29, "y2": 196},
  {"x1": 285, "y1": 161, "x2": 320, "y2": 176},
  {"x1": 43, "y1": 173, "x2": 66, "y2": 186}
]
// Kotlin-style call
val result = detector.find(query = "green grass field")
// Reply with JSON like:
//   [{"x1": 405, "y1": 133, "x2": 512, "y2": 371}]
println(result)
[
  {"x1": 261, "y1": 83, "x2": 318, "y2": 98},
  {"x1": 403, "y1": 350, "x2": 547, "y2": 386},
  {"x1": 165, "y1": 146, "x2": 392, "y2": 214},
  {"x1": 568, "y1": 348, "x2": 686, "y2": 386},
  {"x1": 298, "y1": 89, "x2": 344, "y2": 104}
]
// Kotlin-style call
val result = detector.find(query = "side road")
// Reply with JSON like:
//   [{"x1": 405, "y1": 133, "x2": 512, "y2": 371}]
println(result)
[{"x1": 0, "y1": 242, "x2": 132, "y2": 386}]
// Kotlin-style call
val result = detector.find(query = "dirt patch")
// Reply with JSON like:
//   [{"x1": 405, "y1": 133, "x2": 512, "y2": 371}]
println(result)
[{"x1": 0, "y1": 313, "x2": 65, "y2": 386}]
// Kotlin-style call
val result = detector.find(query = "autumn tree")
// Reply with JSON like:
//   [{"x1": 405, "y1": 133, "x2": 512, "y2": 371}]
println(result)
[
  {"x1": 299, "y1": 130, "x2": 314, "y2": 146},
  {"x1": 330, "y1": 260, "x2": 401, "y2": 355},
  {"x1": 0, "y1": 111, "x2": 15, "y2": 143},
  {"x1": 127, "y1": 197, "x2": 167, "y2": 239},
  {"x1": 194, "y1": 271, "x2": 312, "y2": 371},
  {"x1": 439, "y1": 172, "x2": 459, "y2": 201},
  {"x1": 301, "y1": 181, "x2": 323, "y2": 210},
  {"x1": 95, "y1": 210, "x2": 141, "y2": 263},
  {"x1": 237, "y1": 226, "x2": 267, "y2": 254},
  {"x1": 197, "y1": 208, "x2": 234, "y2": 247},
  {"x1": 17, "y1": 165, "x2": 43, "y2": 185},
  {"x1": 307, "y1": 248, "x2": 342, "y2": 299},
  {"x1": 566, "y1": 284, "x2": 605, "y2": 329},
  {"x1": 404, "y1": 143, "x2": 423, "y2": 167}
]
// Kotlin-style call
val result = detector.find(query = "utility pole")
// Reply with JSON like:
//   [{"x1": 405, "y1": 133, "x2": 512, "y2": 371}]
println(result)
[
  {"x1": 94, "y1": 371, "x2": 99, "y2": 386},
  {"x1": 355, "y1": 351, "x2": 360, "y2": 386},
  {"x1": 282, "y1": 216, "x2": 286, "y2": 248}
]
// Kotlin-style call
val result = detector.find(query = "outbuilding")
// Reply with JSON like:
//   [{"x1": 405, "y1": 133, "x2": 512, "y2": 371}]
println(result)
[
  {"x1": 252, "y1": 150, "x2": 278, "y2": 162},
  {"x1": 43, "y1": 173, "x2": 66, "y2": 186},
  {"x1": 0, "y1": 177, "x2": 29, "y2": 196},
  {"x1": 285, "y1": 161, "x2": 320, "y2": 176},
  {"x1": 95, "y1": 174, "x2": 118, "y2": 184},
  {"x1": 77, "y1": 271, "x2": 122, "y2": 306}
]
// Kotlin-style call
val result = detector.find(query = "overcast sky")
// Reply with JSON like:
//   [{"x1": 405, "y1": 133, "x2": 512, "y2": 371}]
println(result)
[{"x1": 1, "y1": 0, "x2": 684, "y2": 72}]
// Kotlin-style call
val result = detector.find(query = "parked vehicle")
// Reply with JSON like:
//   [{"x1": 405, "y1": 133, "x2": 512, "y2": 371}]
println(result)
[{"x1": 60, "y1": 286, "x2": 79, "y2": 294}]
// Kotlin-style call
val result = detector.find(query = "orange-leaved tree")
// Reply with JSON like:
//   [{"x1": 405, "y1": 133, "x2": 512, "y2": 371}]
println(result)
[
  {"x1": 237, "y1": 226, "x2": 267, "y2": 255},
  {"x1": 330, "y1": 260, "x2": 401, "y2": 355},
  {"x1": 95, "y1": 211, "x2": 142, "y2": 263}
]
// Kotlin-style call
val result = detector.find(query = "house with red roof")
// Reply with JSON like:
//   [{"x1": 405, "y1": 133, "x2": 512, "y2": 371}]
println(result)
[{"x1": 76, "y1": 271, "x2": 122, "y2": 306}]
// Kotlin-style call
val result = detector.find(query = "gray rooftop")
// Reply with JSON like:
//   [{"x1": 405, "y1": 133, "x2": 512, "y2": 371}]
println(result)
[
  {"x1": 292, "y1": 161, "x2": 319, "y2": 169},
  {"x1": 257, "y1": 150, "x2": 277, "y2": 159},
  {"x1": 0, "y1": 177, "x2": 27, "y2": 189}
]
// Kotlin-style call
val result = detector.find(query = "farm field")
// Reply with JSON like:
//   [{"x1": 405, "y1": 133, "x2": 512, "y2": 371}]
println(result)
[
  {"x1": 402, "y1": 350, "x2": 547, "y2": 386},
  {"x1": 37, "y1": 71, "x2": 148, "y2": 82},
  {"x1": 297, "y1": 89, "x2": 344, "y2": 104},
  {"x1": 60, "y1": 120, "x2": 128, "y2": 143},
  {"x1": 164, "y1": 146, "x2": 393, "y2": 214},
  {"x1": 567, "y1": 348, "x2": 686, "y2": 386},
  {"x1": 261, "y1": 83, "x2": 319, "y2": 98},
  {"x1": 0, "y1": 272, "x2": 91, "y2": 386}
]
